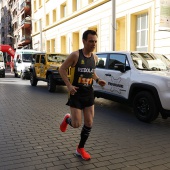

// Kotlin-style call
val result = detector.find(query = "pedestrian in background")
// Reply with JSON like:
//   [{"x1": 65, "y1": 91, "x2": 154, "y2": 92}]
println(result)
[{"x1": 59, "y1": 30, "x2": 106, "y2": 160}]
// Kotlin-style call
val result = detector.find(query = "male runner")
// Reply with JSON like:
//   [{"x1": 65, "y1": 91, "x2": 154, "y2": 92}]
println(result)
[{"x1": 59, "y1": 30, "x2": 106, "y2": 160}]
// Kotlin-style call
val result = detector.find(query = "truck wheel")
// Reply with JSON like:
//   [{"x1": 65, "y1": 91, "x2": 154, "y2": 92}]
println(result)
[
  {"x1": 47, "y1": 74, "x2": 56, "y2": 92},
  {"x1": 30, "y1": 72, "x2": 37, "y2": 86},
  {"x1": 133, "y1": 91, "x2": 159, "y2": 123}
]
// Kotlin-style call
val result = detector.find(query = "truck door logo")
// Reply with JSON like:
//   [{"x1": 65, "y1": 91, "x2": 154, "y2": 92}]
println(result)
[{"x1": 108, "y1": 76, "x2": 125, "y2": 94}]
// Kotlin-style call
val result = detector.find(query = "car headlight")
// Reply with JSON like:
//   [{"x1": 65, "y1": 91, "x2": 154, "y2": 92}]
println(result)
[{"x1": 0, "y1": 66, "x2": 4, "y2": 69}]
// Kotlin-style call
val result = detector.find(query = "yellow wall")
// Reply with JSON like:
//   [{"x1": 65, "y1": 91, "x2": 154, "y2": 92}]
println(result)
[
  {"x1": 116, "y1": 18, "x2": 126, "y2": 51},
  {"x1": 130, "y1": 15, "x2": 136, "y2": 51},
  {"x1": 61, "y1": 36, "x2": 66, "y2": 53},
  {"x1": 31, "y1": 0, "x2": 170, "y2": 58},
  {"x1": 72, "y1": 32, "x2": 79, "y2": 51}
]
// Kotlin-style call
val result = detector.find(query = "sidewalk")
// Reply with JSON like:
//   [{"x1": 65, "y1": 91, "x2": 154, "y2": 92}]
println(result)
[{"x1": 0, "y1": 71, "x2": 170, "y2": 170}]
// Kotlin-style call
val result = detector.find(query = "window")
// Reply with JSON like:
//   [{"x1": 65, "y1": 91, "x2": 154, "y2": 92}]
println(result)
[
  {"x1": 88, "y1": 0, "x2": 94, "y2": 4},
  {"x1": 53, "y1": 9, "x2": 57, "y2": 22},
  {"x1": 72, "y1": 0, "x2": 80, "y2": 12},
  {"x1": 72, "y1": 32, "x2": 79, "y2": 51},
  {"x1": 34, "y1": 22, "x2": 37, "y2": 32},
  {"x1": 136, "y1": 13, "x2": 148, "y2": 51},
  {"x1": 60, "y1": 3, "x2": 67, "y2": 18},
  {"x1": 108, "y1": 54, "x2": 126, "y2": 70},
  {"x1": 61, "y1": 36, "x2": 66, "y2": 53},
  {"x1": 39, "y1": 0, "x2": 42, "y2": 7},
  {"x1": 22, "y1": 54, "x2": 32, "y2": 62},
  {"x1": 51, "y1": 39, "x2": 55, "y2": 52},
  {"x1": 36, "y1": 55, "x2": 40, "y2": 63},
  {"x1": 0, "y1": 53, "x2": 3, "y2": 62},
  {"x1": 41, "y1": 55, "x2": 45, "y2": 64},
  {"x1": 34, "y1": 0, "x2": 37, "y2": 11},
  {"x1": 46, "y1": 13, "x2": 49, "y2": 26},
  {"x1": 96, "y1": 54, "x2": 107, "y2": 69},
  {"x1": 64, "y1": 5, "x2": 67, "y2": 17}
]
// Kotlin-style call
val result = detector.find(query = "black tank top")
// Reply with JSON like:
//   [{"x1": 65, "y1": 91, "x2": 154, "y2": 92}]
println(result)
[{"x1": 70, "y1": 49, "x2": 95, "y2": 96}]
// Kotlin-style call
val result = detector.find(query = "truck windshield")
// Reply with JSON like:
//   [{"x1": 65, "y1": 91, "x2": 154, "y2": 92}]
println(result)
[
  {"x1": 48, "y1": 54, "x2": 67, "y2": 63},
  {"x1": 131, "y1": 52, "x2": 170, "y2": 71},
  {"x1": 22, "y1": 54, "x2": 32, "y2": 62},
  {"x1": 0, "y1": 54, "x2": 3, "y2": 62}
]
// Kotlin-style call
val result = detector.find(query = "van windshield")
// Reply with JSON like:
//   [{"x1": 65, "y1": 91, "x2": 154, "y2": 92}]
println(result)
[
  {"x1": 0, "y1": 54, "x2": 4, "y2": 62},
  {"x1": 22, "y1": 54, "x2": 32, "y2": 62}
]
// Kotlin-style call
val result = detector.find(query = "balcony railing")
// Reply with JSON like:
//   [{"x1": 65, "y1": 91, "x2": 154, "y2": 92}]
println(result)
[
  {"x1": 18, "y1": 35, "x2": 31, "y2": 46},
  {"x1": 21, "y1": 0, "x2": 31, "y2": 3},
  {"x1": 21, "y1": 35, "x2": 31, "y2": 41},
  {"x1": 21, "y1": 19, "x2": 31, "y2": 25},
  {"x1": 11, "y1": 2, "x2": 17, "y2": 12},
  {"x1": 12, "y1": 15, "x2": 18, "y2": 24},
  {"x1": 20, "y1": 1, "x2": 31, "y2": 12}
]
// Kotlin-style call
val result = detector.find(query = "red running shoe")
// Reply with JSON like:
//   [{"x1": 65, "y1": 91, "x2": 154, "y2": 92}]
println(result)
[
  {"x1": 60, "y1": 113, "x2": 70, "y2": 132},
  {"x1": 76, "y1": 147, "x2": 91, "y2": 160}
]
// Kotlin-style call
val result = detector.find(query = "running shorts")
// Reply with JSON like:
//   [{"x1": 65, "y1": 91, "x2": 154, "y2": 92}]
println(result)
[{"x1": 66, "y1": 93, "x2": 95, "y2": 109}]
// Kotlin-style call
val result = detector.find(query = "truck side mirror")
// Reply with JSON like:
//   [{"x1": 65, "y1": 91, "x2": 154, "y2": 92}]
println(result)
[{"x1": 114, "y1": 64, "x2": 126, "y2": 73}]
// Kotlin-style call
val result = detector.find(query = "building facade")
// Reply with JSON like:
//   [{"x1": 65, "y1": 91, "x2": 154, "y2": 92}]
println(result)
[
  {"x1": 0, "y1": 0, "x2": 32, "y2": 50},
  {"x1": 1, "y1": 0, "x2": 170, "y2": 58},
  {"x1": 0, "y1": 0, "x2": 13, "y2": 48},
  {"x1": 31, "y1": 0, "x2": 170, "y2": 58}
]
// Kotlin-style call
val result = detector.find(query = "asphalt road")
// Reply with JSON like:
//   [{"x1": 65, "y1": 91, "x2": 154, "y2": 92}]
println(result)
[{"x1": 0, "y1": 68, "x2": 170, "y2": 170}]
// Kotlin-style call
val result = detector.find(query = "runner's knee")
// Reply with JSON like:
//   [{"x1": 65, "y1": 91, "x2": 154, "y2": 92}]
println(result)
[
  {"x1": 84, "y1": 120, "x2": 93, "y2": 127},
  {"x1": 72, "y1": 122, "x2": 81, "y2": 128}
]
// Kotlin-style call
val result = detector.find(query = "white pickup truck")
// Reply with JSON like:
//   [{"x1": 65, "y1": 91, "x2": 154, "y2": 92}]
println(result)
[{"x1": 94, "y1": 51, "x2": 170, "y2": 123}]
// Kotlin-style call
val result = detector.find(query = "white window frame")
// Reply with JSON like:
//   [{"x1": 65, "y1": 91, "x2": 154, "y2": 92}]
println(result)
[{"x1": 136, "y1": 13, "x2": 148, "y2": 51}]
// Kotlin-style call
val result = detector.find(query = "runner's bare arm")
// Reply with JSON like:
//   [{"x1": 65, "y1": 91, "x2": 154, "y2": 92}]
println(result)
[{"x1": 59, "y1": 51, "x2": 79, "y2": 92}]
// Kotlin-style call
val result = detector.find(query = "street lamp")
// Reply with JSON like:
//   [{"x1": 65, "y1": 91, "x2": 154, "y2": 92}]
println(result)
[
  {"x1": 25, "y1": 16, "x2": 43, "y2": 52},
  {"x1": 7, "y1": 34, "x2": 18, "y2": 49}
]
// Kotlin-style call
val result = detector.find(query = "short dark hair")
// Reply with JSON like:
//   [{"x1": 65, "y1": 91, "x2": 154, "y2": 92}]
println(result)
[{"x1": 82, "y1": 30, "x2": 98, "y2": 40}]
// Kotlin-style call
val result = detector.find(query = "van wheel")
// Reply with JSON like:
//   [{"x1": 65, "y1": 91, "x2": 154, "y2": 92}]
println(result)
[
  {"x1": 30, "y1": 72, "x2": 37, "y2": 86},
  {"x1": 47, "y1": 74, "x2": 56, "y2": 92},
  {"x1": 133, "y1": 91, "x2": 159, "y2": 123}
]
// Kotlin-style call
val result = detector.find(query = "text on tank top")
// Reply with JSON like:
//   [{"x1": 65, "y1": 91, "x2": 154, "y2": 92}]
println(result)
[{"x1": 70, "y1": 49, "x2": 95, "y2": 93}]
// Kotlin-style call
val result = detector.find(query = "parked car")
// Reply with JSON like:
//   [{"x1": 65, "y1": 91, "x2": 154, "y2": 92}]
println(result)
[
  {"x1": 94, "y1": 51, "x2": 170, "y2": 123},
  {"x1": 0, "y1": 51, "x2": 5, "y2": 77},
  {"x1": 30, "y1": 52, "x2": 70, "y2": 92},
  {"x1": 13, "y1": 49, "x2": 42, "y2": 79}
]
